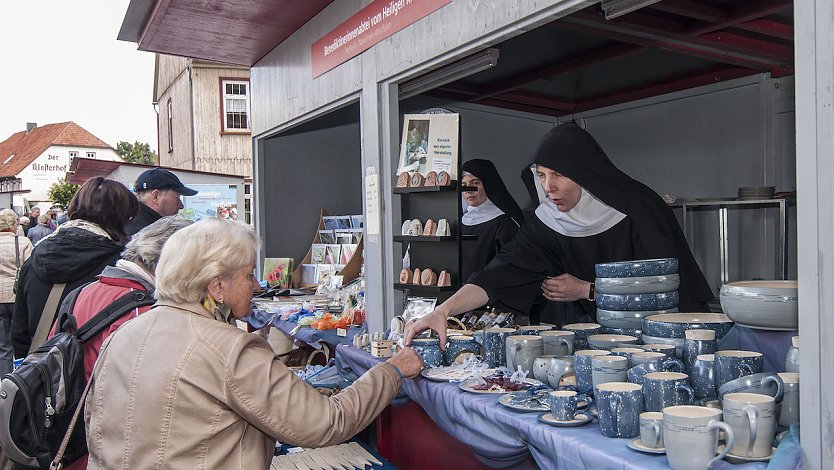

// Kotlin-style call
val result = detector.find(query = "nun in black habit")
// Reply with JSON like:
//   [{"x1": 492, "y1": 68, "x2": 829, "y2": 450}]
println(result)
[
  {"x1": 460, "y1": 159, "x2": 523, "y2": 283},
  {"x1": 405, "y1": 123, "x2": 713, "y2": 346}
]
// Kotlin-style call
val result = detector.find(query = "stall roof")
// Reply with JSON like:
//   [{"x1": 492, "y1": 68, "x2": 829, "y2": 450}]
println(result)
[
  {"x1": 118, "y1": 0, "x2": 333, "y2": 66},
  {"x1": 67, "y1": 158, "x2": 245, "y2": 185}
]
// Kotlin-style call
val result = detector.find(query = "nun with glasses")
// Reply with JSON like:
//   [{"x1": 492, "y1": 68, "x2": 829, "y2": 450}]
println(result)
[
  {"x1": 406, "y1": 123, "x2": 712, "y2": 346},
  {"x1": 460, "y1": 159, "x2": 523, "y2": 283}
]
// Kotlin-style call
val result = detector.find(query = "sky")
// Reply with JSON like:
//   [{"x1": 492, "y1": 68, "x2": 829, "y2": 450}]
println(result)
[{"x1": 0, "y1": 0, "x2": 157, "y2": 150}]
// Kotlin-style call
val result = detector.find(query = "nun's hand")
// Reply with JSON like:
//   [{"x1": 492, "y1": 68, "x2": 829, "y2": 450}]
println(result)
[
  {"x1": 403, "y1": 308, "x2": 449, "y2": 350},
  {"x1": 541, "y1": 274, "x2": 592, "y2": 302}
]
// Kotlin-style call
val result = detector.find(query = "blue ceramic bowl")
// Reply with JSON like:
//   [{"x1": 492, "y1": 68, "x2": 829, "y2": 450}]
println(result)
[
  {"x1": 595, "y1": 274, "x2": 680, "y2": 295},
  {"x1": 641, "y1": 313, "x2": 734, "y2": 340},
  {"x1": 596, "y1": 308, "x2": 678, "y2": 329},
  {"x1": 595, "y1": 291, "x2": 679, "y2": 311},
  {"x1": 595, "y1": 258, "x2": 679, "y2": 278},
  {"x1": 600, "y1": 327, "x2": 643, "y2": 338}
]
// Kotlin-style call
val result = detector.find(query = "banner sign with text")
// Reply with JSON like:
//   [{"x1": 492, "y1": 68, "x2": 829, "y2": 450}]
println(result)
[{"x1": 311, "y1": 0, "x2": 452, "y2": 78}]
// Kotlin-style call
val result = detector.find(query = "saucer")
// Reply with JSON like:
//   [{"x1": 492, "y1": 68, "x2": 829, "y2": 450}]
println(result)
[
  {"x1": 628, "y1": 437, "x2": 666, "y2": 454},
  {"x1": 776, "y1": 430, "x2": 788, "y2": 444},
  {"x1": 538, "y1": 412, "x2": 592, "y2": 427},
  {"x1": 717, "y1": 445, "x2": 776, "y2": 464}
]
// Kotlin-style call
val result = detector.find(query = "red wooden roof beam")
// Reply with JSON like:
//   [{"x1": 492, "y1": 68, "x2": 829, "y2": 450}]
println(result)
[
  {"x1": 687, "y1": 0, "x2": 793, "y2": 36},
  {"x1": 649, "y1": 0, "x2": 725, "y2": 23},
  {"x1": 734, "y1": 19, "x2": 794, "y2": 41}
]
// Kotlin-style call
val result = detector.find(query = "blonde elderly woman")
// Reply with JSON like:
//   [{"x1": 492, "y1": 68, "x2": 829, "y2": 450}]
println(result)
[
  {"x1": 0, "y1": 209, "x2": 33, "y2": 376},
  {"x1": 84, "y1": 218, "x2": 422, "y2": 469}
]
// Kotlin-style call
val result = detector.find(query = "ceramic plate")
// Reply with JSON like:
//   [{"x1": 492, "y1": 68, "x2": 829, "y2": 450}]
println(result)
[
  {"x1": 420, "y1": 367, "x2": 497, "y2": 382},
  {"x1": 628, "y1": 437, "x2": 666, "y2": 454},
  {"x1": 499, "y1": 392, "x2": 550, "y2": 412},
  {"x1": 717, "y1": 445, "x2": 775, "y2": 464},
  {"x1": 538, "y1": 412, "x2": 592, "y2": 427},
  {"x1": 458, "y1": 377, "x2": 542, "y2": 394}
]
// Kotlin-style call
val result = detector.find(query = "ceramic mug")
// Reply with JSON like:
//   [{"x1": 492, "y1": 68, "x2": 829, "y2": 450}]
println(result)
[
  {"x1": 444, "y1": 335, "x2": 482, "y2": 365},
  {"x1": 483, "y1": 327, "x2": 515, "y2": 367},
  {"x1": 562, "y1": 323, "x2": 602, "y2": 350},
  {"x1": 722, "y1": 392, "x2": 777, "y2": 459},
  {"x1": 595, "y1": 382, "x2": 644, "y2": 439},
  {"x1": 682, "y1": 329, "x2": 717, "y2": 372},
  {"x1": 639, "y1": 411, "x2": 664, "y2": 449},
  {"x1": 516, "y1": 324, "x2": 553, "y2": 336},
  {"x1": 643, "y1": 371, "x2": 695, "y2": 412},
  {"x1": 611, "y1": 347, "x2": 645, "y2": 361},
  {"x1": 546, "y1": 356, "x2": 575, "y2": 389},
  {"x1": 540, "y1": 330, "x2": 575, "y2": 356},
  {"x1": 777, "y1": 372, "x2": 800, "y2": 427},
  {"x1": 691, "y1": 354, "x2": 717, "y2": 400},
  {"x1": 784, "y1": 336, "x2": 799, "y2": 373},
  {"x1": 713, "y1": 350, "x2": 763, "y2": 391},
  {"x1": 663, "y1": 405, "x2": 734, "y2": 470},
  {"x1": 533, "y1": 355, "x2": 557, "y2": 383},
  {"x1": 548, "y1": 390, "x2": 579, "y2": 421},
  {"x1": 411, "y1": 338, "x2": 443, "y2": 368},
  {"x1": 592, "y1": 355, "x2": 629, "y2": 390},
  {"x1": 629, "y1": 351, "x2": 685, "y2": 372},
  {"x1": 574, "y1": 349, "x2": 611, "y2": 394},
  {"x1": 505, "y1": 335, "x2": 544, "y2": 375}
]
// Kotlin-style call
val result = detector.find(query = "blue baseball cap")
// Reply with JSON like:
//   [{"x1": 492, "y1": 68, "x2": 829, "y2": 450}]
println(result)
[{"x1": 134, "y1": 168, "x2": 198, "y2": 196}]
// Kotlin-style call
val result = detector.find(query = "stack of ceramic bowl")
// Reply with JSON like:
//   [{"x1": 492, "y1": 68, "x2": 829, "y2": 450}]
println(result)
[
  {"x1": 594, "y1": 258, "x2": 681, "y2": 338},
  {"x1": 738, "y1": 186, "x2": 775, "y2": 200},
  {"x1": 641, "y1": 313, "x2": 734, "y2": 357},
  {"x1": 719, "y1": 280, "x2": 798, "y2": 331}
]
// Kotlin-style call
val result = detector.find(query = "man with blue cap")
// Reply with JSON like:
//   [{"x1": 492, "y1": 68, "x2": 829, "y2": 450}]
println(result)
[{"x1": 127, "y1": 168, "x2": 197, "y2": 236}]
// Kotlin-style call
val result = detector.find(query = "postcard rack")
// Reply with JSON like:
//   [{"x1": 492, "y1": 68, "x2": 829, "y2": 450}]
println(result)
[{"x1": 292, "y1": 209, "x2": 364, "y2": 288}]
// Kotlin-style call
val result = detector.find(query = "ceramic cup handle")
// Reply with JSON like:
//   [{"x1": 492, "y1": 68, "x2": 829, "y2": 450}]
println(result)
[
  {"x1": 738, "y1": 362, "x2": 755, "y2": 377},
  {"x1": 511, "y1": 344, "x2": 522, "y2": 371},
  {"x1": 744, "y1": 404, "x2": 758, "y2": 458},
  {"x1": 609, "y1": 394, "x2": 622, "y2": 436},
  {"x1": 664, "y1": 357, "x2": 685, "y2": 373},
  {"x1": 709, "y1": 421, "x2": 735, "y2": 469},
  {"x1": 763, "y1": 375, "x2": 784, "y2": 402},
  {"x1": 559, "y1": 337, "x2": 574, "y2": 355},
  {"x1": 651, "y1": 420, "x2": 662, "y2": 449},
  {"x1": 677, "y1": 382, "x2": 695, "y2": 405}
]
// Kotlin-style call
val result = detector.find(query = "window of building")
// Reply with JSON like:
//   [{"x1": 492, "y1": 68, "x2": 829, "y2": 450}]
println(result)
[
  {"x1": 69, "y1": 151, "x2": 78, "y2": 158},
  {"x1": 167, "y1": 98, "x2": 173, "y2": 153},
  {"x1": 221, "y1": 79, "x2": 250, "y2": 132},
  {"x1": 86, "y1": 152, "x2": 96, "y2": 158}
]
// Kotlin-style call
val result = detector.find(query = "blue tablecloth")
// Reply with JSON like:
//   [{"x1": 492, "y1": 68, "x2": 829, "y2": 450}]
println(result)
[
  {"x1": 337, "y1": 344, "x2": 787, "y2": 469},
  {"x1": 271, "y1": 318, "x2": 364, "y2": 349}
]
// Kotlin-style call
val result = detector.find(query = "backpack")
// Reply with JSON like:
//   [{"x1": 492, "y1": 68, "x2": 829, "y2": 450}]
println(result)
[{"x1": 0, "y1": 283, "x2": 155, "y2": 469}]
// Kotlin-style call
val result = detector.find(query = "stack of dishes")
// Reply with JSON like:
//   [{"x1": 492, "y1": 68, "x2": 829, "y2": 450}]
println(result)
[
  {"x1": 641, "y1": 313, "x2": 734, "y2": 356},
  {"x1": 738, "y1": 186, "x2": 775, "y2": 200},
  {"x1": 594, "y1": 258, "x2": 681, "y2": 338}
]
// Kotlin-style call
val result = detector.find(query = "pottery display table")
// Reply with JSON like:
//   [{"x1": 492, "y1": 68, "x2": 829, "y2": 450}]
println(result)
[
  {"x1": 272, "y1": 318, "x2": 364, "y2": 349},
  {"x1": 337, "y1": 341, "x2": 796, "y2": 469}
]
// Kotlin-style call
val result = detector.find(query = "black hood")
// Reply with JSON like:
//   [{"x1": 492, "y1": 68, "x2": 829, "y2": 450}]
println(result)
[
  {"x1": 28, "y1": 227, "x2": 124, "y2": 284},
  {"x1": 462, "y1": 158, "x2": 524, "y2": 226}
]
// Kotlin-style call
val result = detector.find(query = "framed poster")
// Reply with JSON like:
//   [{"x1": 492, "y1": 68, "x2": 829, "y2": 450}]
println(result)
[{"x1": 397, "y1": 113, "x2": 459, "y2": 179}]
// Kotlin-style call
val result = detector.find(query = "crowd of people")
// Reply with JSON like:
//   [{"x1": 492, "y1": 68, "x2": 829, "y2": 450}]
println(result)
[{"x1": 0, "y1": 168, "x2": 422, "y2": 469}]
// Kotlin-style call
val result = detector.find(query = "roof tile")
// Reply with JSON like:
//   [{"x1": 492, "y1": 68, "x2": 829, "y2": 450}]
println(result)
[{"x1": 0, "y1": 122, "x2": 114, "y2": 177}]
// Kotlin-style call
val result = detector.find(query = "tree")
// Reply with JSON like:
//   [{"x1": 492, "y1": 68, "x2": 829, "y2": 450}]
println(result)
[
  {"x1": 116, "y1": 141, "x2": 158, "y2": 165},
  {"x1": 47, "y1": 179, "x2": 80, "y2": 209}
]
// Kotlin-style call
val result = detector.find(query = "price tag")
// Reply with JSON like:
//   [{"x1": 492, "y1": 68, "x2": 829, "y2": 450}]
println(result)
[{"x1": 337, "y1": 328, "x2": 348, "y2": 337}]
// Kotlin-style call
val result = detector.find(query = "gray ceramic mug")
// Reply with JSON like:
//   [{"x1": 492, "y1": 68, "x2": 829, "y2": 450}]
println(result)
[
  {"x1": 540, "y1": 330, "x2": 575, "y2": 356},
  {"x1": 505, "y1": 335, "x2": 544, "y2": 375},
  {"x1": 483, "y1": 327, "x2": 515, "y2": 368},
  {"x1": 574, "y1": 349, "x2": 611, "y2": 394},
  {"x1": 784, "y1": 336, "x2": 799, "y2": 373},
  {"x1": 663, "y1": 405, "x2": 734, "y2": 470},
  {"x1": 777, "y1": 372, "x2": 800, "y2": 427},
  {"x1": 595, "y1": 382, "x2": 644, "y2": 438},
  {"x1": 639, "y1": 411, "x2": 664, "y2": 449},
  {"x1": 714, "y1": 350, "x2": 763, "y2": 391},
  {"x1": 546, "y1": 356, "x2": 575, "y2": 389},
  {"x1": 723, "y1": 392, "x2": 777, "y2": 459},
  {"x1": 643, "y1": 371, "x2": 695, "y2": 412},
  {"x1": 562, "y1": 323, "x2": 601, "y2": 350},
  {"x1": 592, "y1": 355, "x2": 629, "y2": 390}
]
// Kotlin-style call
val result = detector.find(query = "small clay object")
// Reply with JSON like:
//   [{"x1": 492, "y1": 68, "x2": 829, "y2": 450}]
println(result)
[
  {"x1": 437, "y1": 219, "x2": 450, "y2": 236},
  {"x1": 409, "y1": 219, "x2": 423, "y2": 236},
  {"x1": 437, "y1": 171, "x2": 451, "y2": 186},
  {"x1": 420, "y1": 268, "x2": 437, "y2": 286},
  {"x1": 401, "y1": 220, "x2": 412, "y2": 236},
  {"x1": 412, "y1": 268, "x2": 422, "y2": 285},
  {"x1": 410, "y1": 173, "x2": 425, "y2": 187},
  {"x1": 425, "y1": 171, "x2": 438, "y2": 186},
  {"x1": 438, "y1": 270, "x2": 452, "y2": 287},
  {"x1": 396, "y1": 172, "x2": 410, "y2": 188},
  {"x1": 399, "y1": 268, "x2": 413, "y2": 284},
  {"x1": 423, "y1": 219, "x2": 436, "y2": 236}
]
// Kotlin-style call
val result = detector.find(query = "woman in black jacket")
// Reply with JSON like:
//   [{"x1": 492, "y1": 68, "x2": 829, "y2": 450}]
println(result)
[{"x1": 12, "y1": 177, "x2": 139, "y2": 356}]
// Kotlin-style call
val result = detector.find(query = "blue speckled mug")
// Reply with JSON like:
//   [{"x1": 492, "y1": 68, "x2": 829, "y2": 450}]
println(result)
[
  {"x1": 482, "y1": 327, "x2": 515, "y2": 367},
  {"x1": 643, "y1": 372, "x2": 695, "y2": 412},
  {"x1": 682, "y1": 330, "x2": 717, "y2": 372},
  {"x1": 548, "y1": 390, "x2": 579, "y2": 421},
  {"x1": 411, "y1": 338, "x2": 443, "y2": 368},
  {"x1": 691, "y1": 354, "x2": 717, "y2": 400},
  {"x1": 595, "y1": 382, "x2": 644, "y2": 438},
  {"x1": 714, "y1": 350, "x2": 763, "y2": 391},
  {"x1": 444, "y1": 335, "x2": 482, "y2": 365},
  {"x1": 574, "y1": 350, "x2": 611, "y2": 394},
  {"x1": 562, "y1": 323, "x2": 602, "y2": 350}
]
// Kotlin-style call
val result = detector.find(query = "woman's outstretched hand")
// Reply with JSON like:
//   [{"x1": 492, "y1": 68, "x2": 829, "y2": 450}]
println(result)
[
  {"x1": 403, "y1": 307, "x2": 449, "y2": 351},
  {"x1": 541, "y1": 273, "x2": 591, "y2": 302}
]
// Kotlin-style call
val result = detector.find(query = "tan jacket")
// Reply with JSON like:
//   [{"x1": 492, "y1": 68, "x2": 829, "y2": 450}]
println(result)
[
  {"x1": 0, "y1": 232, "x2": 33, "y2": 303},
  {"x1": 84, "y1": 301, "x2": 402, "y2": 469}
]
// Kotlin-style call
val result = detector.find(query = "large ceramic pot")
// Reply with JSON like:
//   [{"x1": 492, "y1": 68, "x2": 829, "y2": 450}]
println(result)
[{"x1": 719, "y1": 280, "x2": 798, "y2": 331}]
